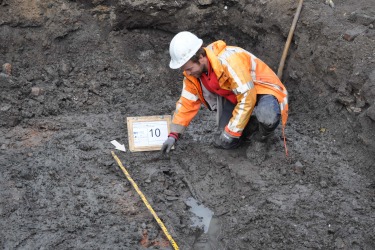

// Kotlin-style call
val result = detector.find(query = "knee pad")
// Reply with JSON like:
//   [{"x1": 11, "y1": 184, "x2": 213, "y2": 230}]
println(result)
[
  {"x1": 258, "y1": 114, "x2": 280, "y2": 136},
  {"x1": 255, "y1": 105, "x2": 279, "y2": 126}
]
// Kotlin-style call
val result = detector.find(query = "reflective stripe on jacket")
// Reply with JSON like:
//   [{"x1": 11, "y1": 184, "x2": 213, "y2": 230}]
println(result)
[{"x1": 171, "y1": 40, "x2": 288, "y2": 136}]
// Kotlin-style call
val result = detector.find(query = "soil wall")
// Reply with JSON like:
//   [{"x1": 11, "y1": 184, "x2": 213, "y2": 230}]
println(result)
[{"x1": 1, "y1": 0, "x2": 374, "y2": 249}]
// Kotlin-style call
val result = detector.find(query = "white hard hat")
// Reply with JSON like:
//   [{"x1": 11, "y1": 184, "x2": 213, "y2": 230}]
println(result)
[{"x1": 169, "y1": 31, "x2": 203, "y2": 69}]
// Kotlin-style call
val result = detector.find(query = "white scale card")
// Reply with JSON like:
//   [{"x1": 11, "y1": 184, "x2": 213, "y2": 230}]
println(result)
[
  {"x1": 132, "y1": 121, "x2": 169, "y2": 147},
  {"x1": 126, "y1": 115, "x2": 172, "y2": 152}
]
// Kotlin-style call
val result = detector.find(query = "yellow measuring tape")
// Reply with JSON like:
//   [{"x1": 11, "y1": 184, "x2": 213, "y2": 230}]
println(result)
[{"x1": 111, "y1": 151, "x2": 179, "y2": 250}]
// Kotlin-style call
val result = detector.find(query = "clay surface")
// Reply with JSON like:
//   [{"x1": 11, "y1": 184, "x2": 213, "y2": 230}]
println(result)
[{"x1": 1, "y1": 0, "x2": 374, "y2": 249}]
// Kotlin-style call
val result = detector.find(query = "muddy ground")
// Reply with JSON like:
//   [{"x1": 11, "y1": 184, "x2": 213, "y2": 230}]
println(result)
[{"x1": 1, "y1": 0, "x2": 374, "y2": 249}]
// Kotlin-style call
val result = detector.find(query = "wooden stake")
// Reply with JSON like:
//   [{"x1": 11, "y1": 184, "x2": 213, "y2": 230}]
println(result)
[{"x1": 277, "y1": 0, "x2": 304, "y2": 80}]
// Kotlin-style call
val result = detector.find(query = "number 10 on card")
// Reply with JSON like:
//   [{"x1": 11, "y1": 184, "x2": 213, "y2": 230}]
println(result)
[{"x1": 127, "y1": 115, "x2": 172, "y2": 152}]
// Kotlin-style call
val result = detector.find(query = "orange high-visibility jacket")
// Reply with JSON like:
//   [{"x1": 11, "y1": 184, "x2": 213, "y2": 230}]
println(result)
[{"x1": 171, "y1": 40, "x2": 288, "y2": 137}]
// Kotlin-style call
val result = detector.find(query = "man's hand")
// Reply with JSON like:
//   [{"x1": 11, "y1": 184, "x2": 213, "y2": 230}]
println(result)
[
  {"x1": 161, "y1": 137, "x2": 176, "y2": 154},
  {"x1": 213, "y1": 130, "x2": 241, "y2": 149},
  {"x1": 161, "y1": 132, "x2": 179, "y2": 154}
]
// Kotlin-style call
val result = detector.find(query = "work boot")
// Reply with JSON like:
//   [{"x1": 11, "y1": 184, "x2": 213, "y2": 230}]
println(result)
[
  {"x1": 258, "y1": 123, "x2": 276, "y2": 142},
  {"x1": 246, "y1": 126, "x2": 276, "y2": 164}
]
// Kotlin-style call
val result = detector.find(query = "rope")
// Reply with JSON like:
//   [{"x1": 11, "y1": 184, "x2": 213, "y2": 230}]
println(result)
[{"x1": 282, "y1": 126, "x2": 289, "y2": 156}]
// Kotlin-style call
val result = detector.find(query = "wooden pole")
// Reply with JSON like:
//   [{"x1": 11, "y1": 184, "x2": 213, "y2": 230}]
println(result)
[{"x1": 277, "y1": 0, "x2": 304, "y2": 80}]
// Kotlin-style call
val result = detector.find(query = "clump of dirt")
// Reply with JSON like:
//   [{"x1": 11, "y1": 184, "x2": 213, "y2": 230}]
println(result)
[{"x1": 1, "y1": 0, "x2": 374, "y2": 249}]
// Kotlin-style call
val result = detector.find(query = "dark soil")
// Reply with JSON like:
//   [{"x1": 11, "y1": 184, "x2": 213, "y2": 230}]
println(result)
[{"x1": 1, "y1": 0, "x2": 374, "y2": 249}]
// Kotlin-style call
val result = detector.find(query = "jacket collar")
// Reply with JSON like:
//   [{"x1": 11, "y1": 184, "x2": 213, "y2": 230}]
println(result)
[
  {"x1": 204, "y1": 40, "x2": 228, "y2": 84},
  {"x1": 183, "y1": 40, "x2": 228, "y2": 84}
]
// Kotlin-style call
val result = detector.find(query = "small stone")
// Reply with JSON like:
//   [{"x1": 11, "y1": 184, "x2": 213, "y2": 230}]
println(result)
[
  {"x1": 197, "y1": 0, "x2": 213, "y2": 5},
  {"x1": 31, "y1": 87, "x2": 43, "y2": 96},
  {"x1": 289, "y1": 70, "x2": 299, "y2": 79},
  {"x1": 281, "y1": 168, "x2": 287, "y2": 176},
  {"x1": 343, "y1": 26, "x2": 367, "y2": 41},
  {"x1": 293, "y1": 161, "x2": 305, "y2": 174},
  {"x1": 294, "y1": 161, "x2": 303, "y2": 168},
  {"x1": 335, "y1": 94, "x2": 355, "y2": 106},
  {"x1": 1, "y1": 144, "x2": 6, "y2": 150},
  {"x1": 61, "y1": 61, "x2": 72, "y2": 75},
  {"x1": 334, "y1": 237, "x2": 345, "y2": 248},
  {"x1": 27, "y1": 153, "x2": 33, "y2": 157},
  {"x1": 166, "y1": 196, "x2": 179, "y2": 201},
  {"x1": 2, "y1": 63, "x2": 11, "y2": 75},
  {"x1": 325, "y1": 0, "x2": 334, "y2": 8},
  {"x1": 163, "y1": 189, "x2": 175, "y2": 196},
  {"x1": 347, "y1": 106, "x2": 362, "y2": 113},
  {"x1": 87, "y1": 233, "x2": 96, "y2": 238},
  {"x1": 348, "y1": 9, "x2": 375, "y2": 26},
  {"x1": 88, "y1": 80, "x2": 101, "y2": 95},
  {"x1": 103, "y1": 161, "x2": 113, "y2": 167},
  {"x1": 366, "y1": 105, "x2": 375, "y2": 121},
  {"x1": 320, "y1": 180, "x2": 328, "y2": 188}
]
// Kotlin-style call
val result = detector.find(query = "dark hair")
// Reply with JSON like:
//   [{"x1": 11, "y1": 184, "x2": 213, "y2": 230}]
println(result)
[{"x1": 190, "y1": 47, "x2": 206, "y2": 63}]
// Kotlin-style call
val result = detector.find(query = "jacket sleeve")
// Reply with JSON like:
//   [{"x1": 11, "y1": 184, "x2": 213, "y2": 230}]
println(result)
[
  {"x1": 171, "y1": 78, "x2": 202, "y2": 134},
  {"x1": 221, "y1": 50, "x2": 257, "y2": 137}
]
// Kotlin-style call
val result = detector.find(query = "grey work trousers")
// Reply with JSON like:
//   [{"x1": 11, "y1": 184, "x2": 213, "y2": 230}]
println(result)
[{"x1": 217, "y1": 94, "x2": 281, "y2": 138}]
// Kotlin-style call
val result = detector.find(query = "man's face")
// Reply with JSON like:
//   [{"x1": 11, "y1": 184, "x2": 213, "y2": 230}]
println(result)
[{"x1": 181, "y1": 56, "x2": 206, "y2": 78}]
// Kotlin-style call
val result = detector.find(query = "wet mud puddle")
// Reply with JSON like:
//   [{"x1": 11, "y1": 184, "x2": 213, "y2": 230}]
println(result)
[{"x1": 185, "y1": 197, "x2": 222, "y2": 249}]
